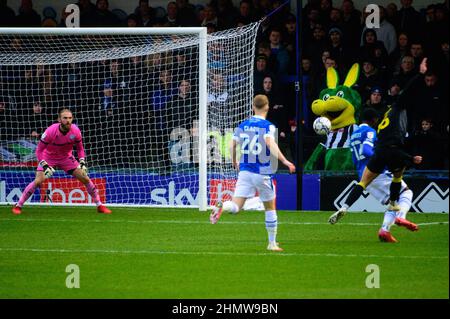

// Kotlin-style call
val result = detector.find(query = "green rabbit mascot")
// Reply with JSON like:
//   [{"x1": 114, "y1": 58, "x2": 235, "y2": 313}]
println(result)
[{"x1": 305, "y1": 63, "x2": 361, "y2": 170}]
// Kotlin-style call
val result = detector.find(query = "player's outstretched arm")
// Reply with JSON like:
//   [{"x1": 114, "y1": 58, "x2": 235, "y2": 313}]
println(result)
[
  {"x1": 396, "y1": 148, "x2": 422, "y2": 166},
  {"x1": 265, "y1": 137, "x2": 296, "y2": 173},
  {"x1": 396, "y1": 58, "x2": 428, "y2": 108}
]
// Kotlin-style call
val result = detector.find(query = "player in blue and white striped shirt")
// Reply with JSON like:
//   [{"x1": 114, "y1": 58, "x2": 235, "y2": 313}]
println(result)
[
  {"x1": 210, "y1": 95, "x2": 296, "y2": 251},
  {"x1": 330, "y1": 108, "x2": 418, "y2": 242},
  {"x1": 350, "y1": 110, "x2": 377, "y2": 180}
]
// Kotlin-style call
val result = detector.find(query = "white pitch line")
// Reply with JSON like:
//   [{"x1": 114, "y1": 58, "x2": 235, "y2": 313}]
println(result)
[
  {"x1": 416, "y1": 222, "x2": 449, "y2": 226},
  {"x1": 0, "y1": 218, "x2": 380, "y2": 226},
  {"x1": 0, "y1": 247, "x2": 447, "y2": 260},
  {"x1": 1, "y1": 218, "x2": 448, "y2": 227}
]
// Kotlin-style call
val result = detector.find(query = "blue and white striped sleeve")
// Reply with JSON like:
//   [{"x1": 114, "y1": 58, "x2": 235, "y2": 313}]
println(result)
[{"x1": 264, "y1": 124, "x2": 276, "y2": 140}]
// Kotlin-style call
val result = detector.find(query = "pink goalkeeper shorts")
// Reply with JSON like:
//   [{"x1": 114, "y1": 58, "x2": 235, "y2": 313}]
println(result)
[{"x1": 37, "y1": 155, "x2": 80, "y2": 175}]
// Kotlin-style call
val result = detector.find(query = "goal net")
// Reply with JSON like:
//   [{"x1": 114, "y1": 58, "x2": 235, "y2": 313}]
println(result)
[{"x1": 0, "y1": 24, "x2": 260, "y2": 210}]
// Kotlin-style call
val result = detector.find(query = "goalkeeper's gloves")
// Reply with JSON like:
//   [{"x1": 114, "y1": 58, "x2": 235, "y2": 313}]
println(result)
[
  {"x1": 79, "y1": 158, "x2": 88, "y2": 175},
  {"x1": 39, "y1": 160, "x2": 55, "y2": 178}
]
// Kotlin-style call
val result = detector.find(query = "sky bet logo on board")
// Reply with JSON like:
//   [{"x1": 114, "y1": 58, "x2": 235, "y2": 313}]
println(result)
[
  {"x1": 150, "y1": 181, "x2": 198, "y2": 206},
  {"x1": 40, "y1": 178, "x2": 106, "y2": 204},
  {"x1": 149, "y1": 179, "x2": 277, "y2": 207},
  {"x1": 40, "y1": 178, "x2": 107, "y2": 204},
  {"x1": 0, "y1": 178, "x2": 105, "y2": 204},
  {"x1": 149, "y1": 180, "x2": 238, "y2": 206},
  {"x1": 0, "y1": 180, "x2": 25, "y2": 203}
]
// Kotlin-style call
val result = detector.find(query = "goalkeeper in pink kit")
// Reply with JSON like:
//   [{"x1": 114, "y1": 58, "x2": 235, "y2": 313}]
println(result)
[{"x1": 12, "y1": 108, "x2": 112, "y2": 214}]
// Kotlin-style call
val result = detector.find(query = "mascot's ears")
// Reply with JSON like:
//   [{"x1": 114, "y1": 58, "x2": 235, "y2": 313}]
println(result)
[
  {"x1": 326, "y1": 67, "x2": 339, "y2": 89},
  {"x1": 326, "y1": 63, "x2": 360, "y2": 89},
  {"x1": 343, "y1": 63, "x2": 360, "y2": 87}
]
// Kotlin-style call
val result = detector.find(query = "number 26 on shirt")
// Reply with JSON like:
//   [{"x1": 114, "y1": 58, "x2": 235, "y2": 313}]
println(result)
[{"x1": 240, "y1": 133, "x2": 263, "y2": 155}]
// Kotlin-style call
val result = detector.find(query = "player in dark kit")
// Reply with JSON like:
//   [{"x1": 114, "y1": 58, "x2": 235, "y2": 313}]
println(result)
[{"x1": 329, "y1": 58, "x2": 427, "y2": 225}]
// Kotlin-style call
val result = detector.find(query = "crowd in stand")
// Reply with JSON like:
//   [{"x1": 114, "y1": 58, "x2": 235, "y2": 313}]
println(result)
[
  {"x1": 0, "y1": 0, "x2": 280, "y2": 169},
  {"x1": 300, "y1": 0, "x2": 449, "y2": 170},
  {"x1": 0, "y1": 0, "x2": 448, "y2": 170}
]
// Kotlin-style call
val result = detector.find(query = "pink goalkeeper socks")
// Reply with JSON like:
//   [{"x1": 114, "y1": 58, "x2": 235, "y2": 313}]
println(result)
[
  {"x1": 85, "y1": 181, "x2": 102, "y2": 206},
  {"x1": 18, "y1": 182, "x2": 37, "y2": 207}
]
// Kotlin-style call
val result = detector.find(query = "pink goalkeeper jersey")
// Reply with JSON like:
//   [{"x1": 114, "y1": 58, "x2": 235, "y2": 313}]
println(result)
[{"x1": 36, "y1": 123, "x2": 85, "y2": 161}]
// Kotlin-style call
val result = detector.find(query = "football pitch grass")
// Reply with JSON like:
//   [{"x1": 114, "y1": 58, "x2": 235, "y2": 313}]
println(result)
[{"x1": 0, "y1": 206, "x2": 448, "y2": 299}]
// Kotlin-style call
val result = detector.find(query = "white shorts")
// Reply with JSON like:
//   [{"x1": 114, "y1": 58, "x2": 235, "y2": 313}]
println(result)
[
  {"x1": 366, "y1": 173, "x2": 408, "y2": 205},
  {"x1": 233, "y1": 171, "x2": 276, "y2": 202}
]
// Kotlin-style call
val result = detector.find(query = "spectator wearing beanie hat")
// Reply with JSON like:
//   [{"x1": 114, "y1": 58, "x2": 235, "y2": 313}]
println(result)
[
  {"x1": 327, "y1": 27, "x2": 353, "y2": 70},
  {"x1": 361, "y1": 86, "x2": 388, "y2": 121},
  {"x1": 253, "y1": 54, "x2": 275, "y2": 94},
  {"x1": 357, "y1": 58, "x2": 385, "y2": 102},
  {"x1": 359, "y1": 29, "x2": 389, "y2": 69},
  {"x1": 360, "y1": 6, "x2": 397, "y2": 54},
  {"x1": 329, "y1": 27, "x2": 343, "y2": 37}
]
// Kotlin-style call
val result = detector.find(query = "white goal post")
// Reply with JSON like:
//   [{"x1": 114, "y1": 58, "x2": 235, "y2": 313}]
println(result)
[{"x1": 0, "y1": 24, "x2": 260, "y2": 211}]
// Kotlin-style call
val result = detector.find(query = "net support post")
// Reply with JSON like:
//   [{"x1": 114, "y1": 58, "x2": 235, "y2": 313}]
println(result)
[{"x1": 198, "y1": 27, "x2": 208, "y2": 212}]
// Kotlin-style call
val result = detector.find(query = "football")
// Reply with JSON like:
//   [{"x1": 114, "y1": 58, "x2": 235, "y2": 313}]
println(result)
[{"x1": 313, "y1": 117, "x2": 332, "y2": 135}]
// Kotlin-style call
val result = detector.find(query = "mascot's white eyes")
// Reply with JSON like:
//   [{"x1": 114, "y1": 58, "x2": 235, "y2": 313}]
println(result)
[
  {"x1": 322, "y1": 94, "x2": 330, "y2": 101},
  {"x1": 336, "y1": 91, "x2": 345, "y2": 98}
]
